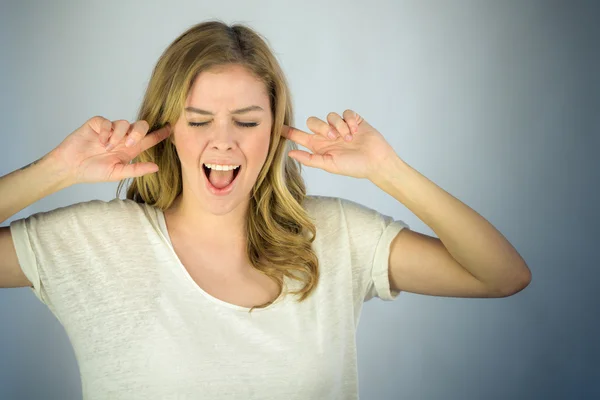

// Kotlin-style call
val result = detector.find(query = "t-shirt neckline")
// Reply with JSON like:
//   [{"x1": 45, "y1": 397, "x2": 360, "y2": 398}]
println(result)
[{"x1": 152, "y1": 205, "x2": 286, "y2": 313}]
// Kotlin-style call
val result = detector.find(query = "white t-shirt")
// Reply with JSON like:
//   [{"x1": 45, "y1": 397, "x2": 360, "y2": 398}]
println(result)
[{"x1": 10, "y1": 195, "x2": 409, "y2": 400}]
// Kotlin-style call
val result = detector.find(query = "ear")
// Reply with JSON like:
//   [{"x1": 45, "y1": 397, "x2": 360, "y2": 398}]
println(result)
[{"x1": 168, "y1": 135, "x2": 181, "y2": 160}]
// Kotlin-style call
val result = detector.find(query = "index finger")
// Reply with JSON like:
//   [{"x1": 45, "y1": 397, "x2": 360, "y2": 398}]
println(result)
[
  {"x1": 281, "y1": 124, "x2": 312, "y2": 148},
  {"x1": 139, "y1": 124, "x2": 172, "y2": 152}
]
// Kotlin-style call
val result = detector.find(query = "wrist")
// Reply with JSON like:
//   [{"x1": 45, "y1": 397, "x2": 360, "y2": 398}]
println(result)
[
  {"x1": 43, "y1": 149, "x2": 77, "y2": 189},
  {"x1": 369, "y1": 153, "x2": 411, "y2": 187}
]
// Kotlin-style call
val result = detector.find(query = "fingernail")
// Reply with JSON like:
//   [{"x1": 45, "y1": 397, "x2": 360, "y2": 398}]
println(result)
[
  {"x1": 125, "y1": 137, "x2": 135, "y2": 147},
  {"x1": 105, "y1": 142, "x2": 114, "y2": 151},
  {"x1": 328, "y1": 131, "x2": 336, "y2": 140}
]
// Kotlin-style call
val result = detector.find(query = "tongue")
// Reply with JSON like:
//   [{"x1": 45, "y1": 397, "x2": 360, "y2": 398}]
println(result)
[{"x1": 209, "y1": 169, "x2": 234, "y2": 189}]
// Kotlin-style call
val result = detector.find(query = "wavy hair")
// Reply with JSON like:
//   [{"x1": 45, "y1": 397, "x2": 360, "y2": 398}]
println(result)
[{"x1": 116, "y1": 20, "x2": 319, "y2": 312}]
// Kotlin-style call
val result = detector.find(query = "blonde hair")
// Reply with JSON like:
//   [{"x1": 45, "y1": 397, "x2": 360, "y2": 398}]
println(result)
[{"x1": 116, "y1": 20, "x2": 319, "y2": 312}]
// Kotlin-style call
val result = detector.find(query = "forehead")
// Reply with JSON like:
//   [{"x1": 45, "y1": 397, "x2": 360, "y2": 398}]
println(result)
[{"x1": 186, "y1": 64, "x2": 269, "y2": 107}]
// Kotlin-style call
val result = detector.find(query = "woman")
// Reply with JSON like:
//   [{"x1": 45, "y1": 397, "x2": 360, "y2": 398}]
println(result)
[{"x1": 0, "y1": 20, "x2": 531, "y2": 399}]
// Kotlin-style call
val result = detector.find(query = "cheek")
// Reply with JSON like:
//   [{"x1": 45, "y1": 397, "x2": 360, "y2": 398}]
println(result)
[
  {"x1": 250, "y1": 133, "x2": 271, "y2": 164},
  {"x1": 174, "y1": 132, "x2": 203, "y2": 159},
  {"x1": 240, "y1": 126, "x2": 270, "y2": 150},
  {"x1": 257, "y1": 128, "x2": 272, "y2": 153}
]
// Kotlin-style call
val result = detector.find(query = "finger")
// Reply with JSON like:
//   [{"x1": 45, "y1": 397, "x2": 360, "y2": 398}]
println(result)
[
  {"x1": 281, "y1": 125, "x2": 314, "y2": 149},
  {"x1": 307, "y1": 116, "x2": 336, "y2": 140},
  {"x1": 111, "y1": 161, "x2": 159, "y2": 180},
  {"x1": 343, "y1": 109, "x2": 362, "y2": 134},
  {"x1": 105, "y1": 120, "x2": 130, "y2": 151},
  {"x1": 124, "y1": 120, "x2": 150, "y2": 148},
  {"x1": 287, "y1": 149, "x2": 333, "y2": 170},
  {"x1": 326, "y1": 112, "x2": 350, "y2": 140},
  {"x1": 88, "y1": 116, "x2": 113, "y2": 145},
  {"x1": 139, "y1": 124, "x2": 172, "y2": 153},
  {"x1": 98, "y1": 118, "x2": 112, "y2": 145}
]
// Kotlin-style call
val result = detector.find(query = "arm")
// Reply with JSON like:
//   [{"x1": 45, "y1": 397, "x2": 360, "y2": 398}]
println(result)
[
  {"x1": 0, "y1": 150, "x2": 73, "y2": 288},
  {"x1": 0, "y1": 151, "x2": 73, "y2": 224},
  {"x1": 279, "y1": 109, "x2": 531, "y2": 297},
  {"x1": 372, "y1": 156, "x2": 532, "y2": 298},
  {"x1": 0, "y1": 116, "x2": 169, "y2": 288}
]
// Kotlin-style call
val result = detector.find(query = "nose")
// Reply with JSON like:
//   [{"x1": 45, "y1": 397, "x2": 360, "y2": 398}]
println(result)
[{"x1": 209, "y1": 124, "x2": 236, "y2": 151}]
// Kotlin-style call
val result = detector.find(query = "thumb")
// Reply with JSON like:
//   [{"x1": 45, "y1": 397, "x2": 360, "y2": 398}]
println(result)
[{"x1": 112, "y1": 162, "x2": 159, "y2": 180}]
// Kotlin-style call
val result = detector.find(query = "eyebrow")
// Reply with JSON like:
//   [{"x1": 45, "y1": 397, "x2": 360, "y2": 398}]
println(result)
[{"x1": 184, "y1": 105, "x2": 264, "y2": 115}]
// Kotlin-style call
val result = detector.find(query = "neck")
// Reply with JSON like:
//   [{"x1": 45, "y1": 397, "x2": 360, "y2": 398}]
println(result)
[{"x1": 164, "y1": 191, "x2": 249, "y2": 247}]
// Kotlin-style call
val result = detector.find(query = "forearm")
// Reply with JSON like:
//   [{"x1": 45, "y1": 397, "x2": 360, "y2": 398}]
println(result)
[
  {"x1": 0, "y1": 151, "x2": 74, "y2": 224},
  {"x1": 371, "y1": 155, "x2": 531, "y2": 292}
]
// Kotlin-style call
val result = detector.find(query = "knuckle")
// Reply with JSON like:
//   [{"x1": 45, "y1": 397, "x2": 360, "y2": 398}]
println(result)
[
  {"x1": 90, "y1": 115, "x2": 109, "y2": 131},
  {"x1": 114, "y1": 119, "x2": 129, "y2": 127},
  {"x1": 338, "y1": 124, "x2": 349, "y2": 134}
]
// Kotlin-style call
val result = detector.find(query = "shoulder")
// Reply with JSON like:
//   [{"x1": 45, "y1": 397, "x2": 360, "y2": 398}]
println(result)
[
  {"x1": 302, "y1": 194, "x2": 340, "y2": 214},
  {"x1": 303, "y1": 194, "x2": 388, "y2": 224},
  {"x1": 303, "y1": 194, "x2": 410, "y2": 238},
  {"x1": 59, "y1": 197, "x2": 143, "y2": 215},
  {"x1": 78, "y1": 198, "x2": 153, "y2": 226},
  {"x1": 20, "y1": 198, "x2": 148, "y2": 227},
  {"x1": 303, "y1": 194, "x2": 361, "y2": 213}
]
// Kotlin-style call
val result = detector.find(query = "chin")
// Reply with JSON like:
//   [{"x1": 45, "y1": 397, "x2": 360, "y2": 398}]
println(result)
[{"x1": 202, "y1": 200, "x2": 245, "y2": 216}]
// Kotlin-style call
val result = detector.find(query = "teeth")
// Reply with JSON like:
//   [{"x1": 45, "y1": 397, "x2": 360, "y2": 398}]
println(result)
[{"x1": 204, "y1": 163, "x2": 240, "y2": 171}]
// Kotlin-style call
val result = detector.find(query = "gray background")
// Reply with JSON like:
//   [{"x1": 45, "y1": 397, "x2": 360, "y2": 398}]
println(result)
[{"x1": 1, "y1": 0, "x2": 598, "y2": 399}]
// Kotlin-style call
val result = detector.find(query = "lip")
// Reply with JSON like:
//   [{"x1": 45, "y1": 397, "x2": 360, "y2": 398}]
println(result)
[
  {"x1": 203, "y1": 164, "x2": 241, "y2": 196},
  {"x1": 203, "y1": 160, "x2": 242, "y2": 166}
]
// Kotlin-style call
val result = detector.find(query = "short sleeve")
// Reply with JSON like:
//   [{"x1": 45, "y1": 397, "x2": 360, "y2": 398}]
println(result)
[
  {"x1": 365, "y1": 217, "x2": 409, "y2": 301},
  {"x1": 306, "y1": 196, "x2": 410, "y2": 303},
  {"x1": 8, "y1": 199, "x2": 129, "y2": 316},
  {"x1": 327, "y1": 198, "x2": 408, "y2": 302},
  {"x1": 9, "y1": 212, "x2": 43, "y2": 301},
  {"x1": 10, "y1": 201, "x2": 96, "y2": 309}
]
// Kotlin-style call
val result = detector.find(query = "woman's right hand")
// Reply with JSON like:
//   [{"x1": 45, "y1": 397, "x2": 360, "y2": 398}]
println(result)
[{"x1": 50, "y1": 116, "x2": 172, "y2": 184}]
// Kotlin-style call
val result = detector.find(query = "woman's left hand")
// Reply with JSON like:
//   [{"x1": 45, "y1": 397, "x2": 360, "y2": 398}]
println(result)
[{"x1": 281, "y1": 109, "x2": 399, "y2": 180}]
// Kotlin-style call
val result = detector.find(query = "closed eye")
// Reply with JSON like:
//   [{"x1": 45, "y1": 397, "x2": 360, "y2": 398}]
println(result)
[{"x1": 188, "y1": 121, "x2": 258, "y2": 128}]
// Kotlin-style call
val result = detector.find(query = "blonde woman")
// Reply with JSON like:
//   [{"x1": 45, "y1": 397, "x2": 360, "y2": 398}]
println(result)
[{"x1": 0, "y1": 20, "x2": 531, "y2": 399}]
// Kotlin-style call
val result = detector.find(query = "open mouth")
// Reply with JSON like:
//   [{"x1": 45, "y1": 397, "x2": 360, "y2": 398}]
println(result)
[
  {"x1": 202, "y1": 164, "x2": 241, "y2": 180},
  {"x1": 202, "y1": 164, "x2": 242, "y2": 192}
]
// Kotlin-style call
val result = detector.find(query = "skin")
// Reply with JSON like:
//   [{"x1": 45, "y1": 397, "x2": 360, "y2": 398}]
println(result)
[
  {"x1": 157, "y1": 64, "x2": 530, "y2": 298},
  {"x1": 2, "y1": 61, "x2": 529, "y2": 297},
  {"x1": 164, "y1": 64, "x2": 273, "y2": 252}
]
